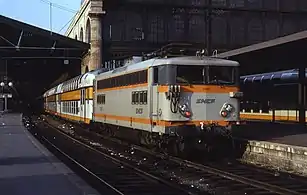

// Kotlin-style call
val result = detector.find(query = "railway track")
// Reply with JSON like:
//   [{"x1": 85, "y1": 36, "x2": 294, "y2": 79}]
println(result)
[
  {"x1": 40, "y1": 115, "x2": 307, "y2": 195},
  {"x1": 24, "y1": 116, "x2": 196, "y2": 195}
]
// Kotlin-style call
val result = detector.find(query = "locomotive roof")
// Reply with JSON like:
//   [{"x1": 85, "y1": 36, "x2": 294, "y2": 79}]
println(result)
[
  {"x1": 152, "y1": 56, "x2": 239, "y2": 67},
  {"x1": 96, "y1": 56, "x2": 239, "y2": 79}
]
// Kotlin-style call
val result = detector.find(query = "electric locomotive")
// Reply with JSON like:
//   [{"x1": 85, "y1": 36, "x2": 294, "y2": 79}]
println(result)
[
  {"x1": 93, "y1": 55, "x2": 242, "y2": 155},
  {"x1": 43, "y1": 46, "x2": 242, "y2": 156}
]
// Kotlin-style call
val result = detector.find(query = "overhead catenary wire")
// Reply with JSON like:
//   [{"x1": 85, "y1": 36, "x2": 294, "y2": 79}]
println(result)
[
  {"x1": 39, "y1": 0, "x2": 77, "y2": 14},
  {"x1": 38, "y1": 0, "x2": 79, "y2": 34}
]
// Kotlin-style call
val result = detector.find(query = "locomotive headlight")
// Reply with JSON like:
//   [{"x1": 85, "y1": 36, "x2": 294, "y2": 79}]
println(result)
[
  {"x1": 220, "y1": 110, "x2": 228, "y2": 117},
  {"x1": 225, "y1": 104, "x2": 233, "y2": 112},
  {"x1": 178, "y1": 103, "x2": 191, "y2": 118},
  {"x1": 220, "y1": 103, "x2": 234, "y2": 118}
]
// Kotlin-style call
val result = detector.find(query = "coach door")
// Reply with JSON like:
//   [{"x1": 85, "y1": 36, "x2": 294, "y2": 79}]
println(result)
[{"x1": 80, "y1": 88, "x2": 86, "y2": 122}]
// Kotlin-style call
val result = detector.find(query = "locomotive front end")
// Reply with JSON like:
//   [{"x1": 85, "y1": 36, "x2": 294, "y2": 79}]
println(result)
[{"x1": 154, "y1": 57, "x2": 242, "y2": 153}]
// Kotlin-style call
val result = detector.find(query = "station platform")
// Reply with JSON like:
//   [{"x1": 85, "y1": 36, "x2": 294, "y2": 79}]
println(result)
[
  {"x1": 0, "y1": 113, "x2": 100, "y2": 195},
  {"x1": 233, "y1": 121, "x2": 307, "y2": 176},
  {"x1": 234, "y1": 121, "x2": 307, "y2": 146}
]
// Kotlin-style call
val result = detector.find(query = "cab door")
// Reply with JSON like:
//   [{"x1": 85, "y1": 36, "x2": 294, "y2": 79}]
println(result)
[{"x1": 149, "y1": 67, "x2": 159, "y2": 132}]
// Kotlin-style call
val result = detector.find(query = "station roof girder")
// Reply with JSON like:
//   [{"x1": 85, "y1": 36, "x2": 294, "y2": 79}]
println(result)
[
  {"x1": 0, "y1": 14, "x2": 90, "y2": 60},
  {"x1": 216, "y1": 30, "x2": 307, "y2": 75}
]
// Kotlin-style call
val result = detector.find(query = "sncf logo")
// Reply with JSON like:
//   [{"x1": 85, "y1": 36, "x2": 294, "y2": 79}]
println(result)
[{"x1": 196, "y1": 98, "x2": 216, "y2": 104}]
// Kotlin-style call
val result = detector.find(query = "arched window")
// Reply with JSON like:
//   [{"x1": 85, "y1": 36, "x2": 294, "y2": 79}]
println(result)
[
  {"x1": 80, "y1": 28, "x2": 84, "y2": 42},
  {"x1": 85, "y1": 19, "x2": 91, "y2": 43}
]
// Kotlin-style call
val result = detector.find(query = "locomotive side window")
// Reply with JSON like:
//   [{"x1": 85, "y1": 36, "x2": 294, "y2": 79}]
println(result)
[
  {"x1": 143, "y1": 91, "x2": 147, "y2": 104},
  {"x1": 140, "y1": 91, "x2": 144, "y2": 104},
  {"x1": 102, "y1": 95, "x2": 105, "y2": 104},
  {"x1": 131, "y1": 90, "x2": 147, "y2": 104},
  {"x1": 97, "y1": 69, "x2": 148, "y2": 90},
  {"x1": 132, "y1": 92, "x2": 136, "y2": 104},
  {"x1": 135, "y1": 91, "x2": 139, "y2": 104},
  {"x1": 97, "y1": 94, "x2": 106, "y2": 104}
]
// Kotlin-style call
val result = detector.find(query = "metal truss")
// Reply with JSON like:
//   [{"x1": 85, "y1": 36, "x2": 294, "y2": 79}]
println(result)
[{"x1": 0, "y1": 29, "x2": 87, "y2": 61}]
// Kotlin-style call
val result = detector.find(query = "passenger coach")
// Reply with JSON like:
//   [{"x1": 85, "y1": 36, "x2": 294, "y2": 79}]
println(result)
[{"x1": 43, "y1": 69, "x2": 107, "y2": 124}]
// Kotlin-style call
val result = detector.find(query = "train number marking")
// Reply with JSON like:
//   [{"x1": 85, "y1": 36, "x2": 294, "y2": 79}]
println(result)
[{"x1": 136, "y1": 108, "x2": 143, "y2": 114}]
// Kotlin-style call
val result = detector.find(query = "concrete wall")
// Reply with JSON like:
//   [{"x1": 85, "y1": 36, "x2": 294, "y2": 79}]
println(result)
[{"x1": 239, "y1": 139, "x2": 307, "y2": 176}]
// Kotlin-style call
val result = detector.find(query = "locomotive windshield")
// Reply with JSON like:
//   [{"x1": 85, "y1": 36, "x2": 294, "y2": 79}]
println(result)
[{"x1": 176, "y1": 65, "x2": 238, "y2": 86}]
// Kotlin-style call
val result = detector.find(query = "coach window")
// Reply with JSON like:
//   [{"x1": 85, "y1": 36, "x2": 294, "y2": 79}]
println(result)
[
  {"x1": 72, "y1": 102, "x2": 75, "y2": 114},
  {"x1": 74, "y1": 101, "x2": 77, "y2": 114}
]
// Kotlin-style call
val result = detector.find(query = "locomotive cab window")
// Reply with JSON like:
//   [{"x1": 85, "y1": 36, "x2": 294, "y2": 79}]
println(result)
[
  {"x1": 208, "y1": 66, "x2": 239, "y2": 86},
  {"x1": 176, "y1": 65, "x2": 205, "y2": 85},
  {"x1": 175, "y1": 65, "x2": 239, "y2": 86}
]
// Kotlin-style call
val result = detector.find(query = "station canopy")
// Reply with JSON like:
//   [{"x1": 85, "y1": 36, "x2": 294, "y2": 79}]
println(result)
[
  {"x1": 0, "y1": 14, "x2": 89, "y2": 60},
  {"x1": 240, "y1": 69, "x2": 307, "y2": 84},
  {"x1": 0, "y1": 14, "x2": 90, "y2": 108},
  {"x1": 216, "y1": 31, "x2": 307, "y2": 75}
]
